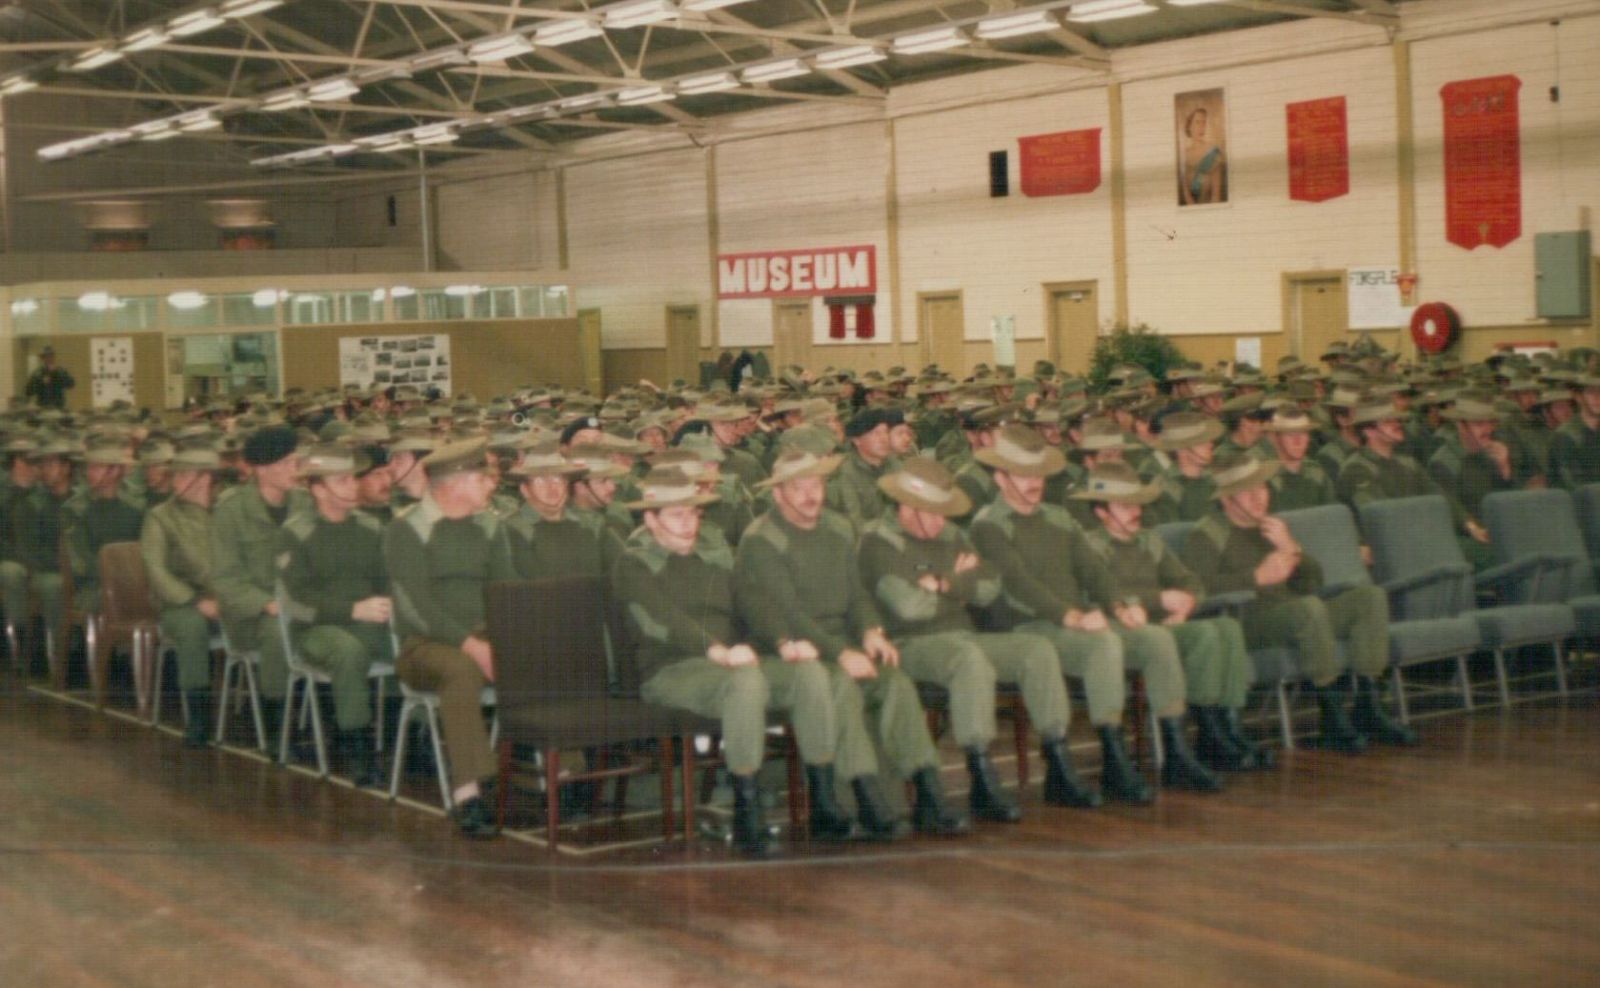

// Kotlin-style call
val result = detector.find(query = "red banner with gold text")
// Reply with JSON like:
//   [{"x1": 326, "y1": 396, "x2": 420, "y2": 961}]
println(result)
[
  {"x1": 1019, "y1": 128, "x2": 1101, "y2": 197},
  {"x1": 1441, "y1": 75, "x2": 1521, "y2": 249},
  {"x1": 1286, "y1": 96, "x2": 1349, "y2": 203}
]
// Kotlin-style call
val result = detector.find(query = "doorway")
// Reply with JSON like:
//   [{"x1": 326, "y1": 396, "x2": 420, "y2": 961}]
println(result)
[
  {"x1": 1285, "y1": 272, "x2": 1348, "y2": 359},
  {"x1": 664, "y1": 305, "x2": 701, "y2": 385},
  {"x1": 771, "y1": 299, "x2": 812, "y2": 375},
  {"x1": 576, "y1": 308, "x2": 603, "y2": 396},
  {"x1": 919, "y1": 292, "x2": 964, "y2": 375},
  {"x1": 1044, "y1": 281, "x2": 1099, "y2": 377}
]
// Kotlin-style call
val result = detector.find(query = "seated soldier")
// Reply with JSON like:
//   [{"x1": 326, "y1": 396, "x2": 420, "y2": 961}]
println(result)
[
  {"x1": 736, "y1": 449, "x2": 968, "y2": 839},
  {"x1": 1181, "y1": 452, "x2": 1415, "y2": 753},
  {"x1": 352, "y1": 445, "x2": 394, "y2": 523},
  {"x1": 385, "y1": 430, "x2": 436, "y2": 514},
  {"x1": 859, "y1": 456, "x2": 1072, "y2": 822},
  {"x1": 503, "y1": 442, "x2": 624, "y2": 581},
  {"x1": 12, "y1": 436, "x2": 78, "y2": 667},
  {"x1": 211, "y1": 426, "x2": 306, "y2": 740},
  {"x1": 63, "y1": 439, "x2": 146, "y2": 637},
  {"x1": 827, "y1": 407, "x2": 900, "y2": 533},
  {"x1": 1427, "y1": 398, "x2": 1525, "y2": 535},
  {"x1": 277, "y1": 445, "x2": 393, "y2": 787},
  {"x1": 1073, "y1": 461, "x2": 1270, "y2": 775},
  {"x1": 140, "y1": 446, "x2": 224, "y2": 748},
  {"x1": 1145, "y1": 410, "x2": 1223, "y2": 524},
  {"x1": 971, "y1": 426, "x2": 1190, "y2": 804},
  {"x1": 1264, "y1": 409, "x2": 1338, "y2": 511},
  {"x1": 567, "y1": 441, "x2": 636, "y2": 542},
  {"x1": 1545, "y1": 374, "x2": 1600, "y2": 490},
  {"x1": 384, "y1": 438, "x2": 515, "y2": 838}
]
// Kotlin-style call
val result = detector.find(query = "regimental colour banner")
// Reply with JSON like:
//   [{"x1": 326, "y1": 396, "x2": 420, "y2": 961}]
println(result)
[
  {"x1": 1018, "y1": 128, "x2": 1102, "y2": 197},
  {"x1": 1286, "y1": 96, "x2": 1349, "y2": 203},
  {"x1": 1441, "y1": 74, "x2": 1522, "y2": 249}
]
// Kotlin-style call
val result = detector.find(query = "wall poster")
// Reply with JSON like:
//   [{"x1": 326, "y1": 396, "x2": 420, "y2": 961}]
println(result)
[
  {"x1": 1441, "y1": 74, "x2": 1522, "y2": 249},
  {"x1": 1286, "y1": 96, "x2": 1349, "y2": 203},
  {"x1": 1175, "y1": 88, "x2": 1228, "y2": 206},
  {"x1": 339, "y1": 333, "x2": 452, "y2": 396},
  {"x1": 1348, "y1": 266, "x2": 1415, "y2": 329},
  {"x1": 1018, "y1": 128, "x2": 1102, "y2": 197},
  {"x1": 90, "y1": 336, "x2": 135, "y2": 407}
]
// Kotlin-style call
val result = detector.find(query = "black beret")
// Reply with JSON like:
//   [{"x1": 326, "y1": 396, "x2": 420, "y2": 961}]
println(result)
[
  {"x1": 844, "y1": 407, "x2": 893, "y2": 439},
  {"x1": 559, "y1": 416, "x2": 602, "y2": 445},
  {"x1": 242, "y1": 425, "x2": 298, "y2": 467}
]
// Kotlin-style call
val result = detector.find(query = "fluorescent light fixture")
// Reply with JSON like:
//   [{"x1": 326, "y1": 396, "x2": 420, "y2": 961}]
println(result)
[
  {"x1": 444, "y1": 284, "x2": 484, "y2": 297},
  {"x1": 1067, "y1": 0, "x2": 1157, "y2": 22},
  {"x1": 177, "y1": 110, "x2": 221, "y2": 132},
  {"x1": 975, "y1": 9, "x2": 1060, "y2": 39},
  {"x1": 741, "y1": 58, "x2": 809, "y2": 83},
  {"x1": 11, "y1": 299, "x2": 39, "y2": 316},
  {"x1": 326, "y1": 142, "x2": 358, "y2": 156},
  {"x1": 168, "y1": 8, "x2": 226, "y2": 37},
  {"x1": 78, "y1": 291, "x2": 116, "y2": 312},
  {"x1": 142, "y1": 125, "x2": 182, "y2": 142},
  {"x1": 1164, "y1": 0, "x2": 1231, "y2": 4},
  {"x1": 1, "y1": 76, "x2": 39, "y2": 95},
  {"x1": 120, "y1": 28, "x2": 170, "y2": 53},
  {"x1": 168, "y1": 291, "x2": 208, "y2": 310},
  {"x1": 681, "y1": 0, "x2": 754, "y2": 10},
  {"x1": 559, "y1": 92, "x2": 611, "y2": 110},
  {"x1": 812, "y1": 45, "x2": 886, "y2": 69},
  {"x1": 604, "y1": 0, "x2": 677, "y2": 28},
  {"x1": 252, "y1": 289, "x2": 282, "y2": 307},
  {"x1": 891, "y1": 26, "x2": 969, "y2": 54},
  {"x1": 411, "y1": 123, "x2": 459, "y2": 146},
  {"x1": 373, "y1": 139, "x2": 412, "y2": 152},
  {"x1": 677, "y1": 71, "x2": 738, "y2": 95},
  {"x1": 466, "y1": 33, "x2": 535, "y2": 62},
  {"x1": 390, "y1": 285, "x2": 416, "y2": 299},
  {"x1": 261, "y1": 89, "x2": 310, "y2": 111},
  {"x1": 70, "y1": 47, "x2": 125, "y2": 71},
  {"x1": 220, "y1": 0, "x2": 284, "y2": 17},
  {"x1": 615, "y1": 84, "x2": 674, "y2": 106},
  {"x1": 534, "y1": 19, "x2": 604, "y2": 46},
  {"x1": 353, "y1": 132, "x2": 404, "y2": 146},
  {"x1": 306, "y1": 78, "x2": 360, "y2": 102},
  {"x1": 408, "y1": 48, "x2": 469, "y2": 71},
  {"x1": 371, "y1": 289, "x2": 387, "y2": 302}
]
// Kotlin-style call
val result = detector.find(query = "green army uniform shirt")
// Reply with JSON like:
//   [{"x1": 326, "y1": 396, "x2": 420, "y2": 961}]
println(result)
[
  {"x1": 1082, "y1": 527, "x2": 1207, "y2": 619},
  {"x1": 1547, "y1": 414, "x2": 1600, "y2": 490},
  {"x1": 502, "y1": 503, "x2": 623, "y2": 582},
  {"x1": 826, "y1": 450, "x2": 898, "y2": 532},
  {"x1": 1337, "y1": 447, "x2": 1466, "y2": 528},
  {"x1": 63, "y1": 490, "x2": 145, "y2": 590},
  {"x1": 1427, "y1": 442, "x2": 1519, "y2": 523},
  {"x1": 140, "y1": 499, "x2": 212, "y2": 607},
  {"x1": 1267, "y1": 459, "x2": 1339, "y2": 511},
  {"x1": 210, "y1": 485, "x2": 310, "y2": 627},
  {"x1": 969, "y1": 499, "x2": 1109, "y2": 629},
  {"x1": 384, "y1": 497, "x2": 515, "y2": 647},
  {"x1": 858, "y1": 513, "x2": 999, "y2": 638},
  {"x1": 1315, "y1": 435, "x2": 1359, "y2": 483},
  {"x1": 277, "y1": 510, "x2": 388, "y2": 630},
  {"x1": 1179, "y1": 511, "x2": 1324, "y2": 605},
  {"x1": 733, "y1": 507, "x2": 883, "y2": 661},
  {"x1": 15, "y1": 486, "x2": 72, "y2": 573},
  {"x1": 722, "y1": 445, "x2": 767, "y2": 491},
  {"x1": 612, "y1": 527, "x2": 739, "y2": 685}
]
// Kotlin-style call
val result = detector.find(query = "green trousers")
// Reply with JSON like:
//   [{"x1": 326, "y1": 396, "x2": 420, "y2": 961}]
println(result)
[
  {"x1": 1240, "y1": 585, "x2": 1389, "y2": 686},
  {"x1": 295, "y1": 623, "x2": 393, "y2": 731},
  {"x1": 1118, "y1": 619, "x2": 1254, "y2": 711},
  {"x1": 898, "y1": 630, "x2": 1069, "y2": 747},
  {"x1": 160, "y1": 605, "x2": 216, "y2": 692},
  {"x1": 0, "y1": 560, "x2": 28, "y2": 629},
  {"x1": 1017, "y1": 621, "x2": 1127, "y2": 726},
  {"x1": 30, "y1": 573, "x2": 64, "y2": 644},
  {"x1": 0, "y1": 564, "x2": 62, "y2": 643},
  {"x1": 222, "y1": 612, "x2": 289, "y2": 699},
  {"x1": 396, "y1": 638, "x2": 493, "y2": 788}
]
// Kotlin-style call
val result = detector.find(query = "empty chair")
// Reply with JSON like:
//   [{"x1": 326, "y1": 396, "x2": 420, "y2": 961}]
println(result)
[
  {"x1": 1573, "y1": 484, "x2": 1600, "y2": 574},
  {"x1": 1361, "y1": 495, "x2": 1575, "y2": 707},
  {"x1": 1481, "y1": 488, "x2": 1600, "y2": 639},
  {"x1": 93, "y1": 542, "x2": 161, "y2": 714}
]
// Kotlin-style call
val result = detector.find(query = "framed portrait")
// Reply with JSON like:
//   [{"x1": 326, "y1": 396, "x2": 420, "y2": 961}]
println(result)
[{"x1": 1175, "y1": 88, "x2": 1229, "y2": 207}]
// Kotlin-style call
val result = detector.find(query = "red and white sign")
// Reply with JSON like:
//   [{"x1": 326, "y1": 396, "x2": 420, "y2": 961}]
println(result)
[
  {"x1": 1019, "y1": 128, "x2": 1101, "y2": 197},
  {"x1": 1441, "y1": 74, "x2": 1521, "y2": 250},
  {"x1": 1286, "y1": 96, "x2": 1349, "y2": 203},
  {"x1": 717, "y1": 245, "x2": 876, "y2": 299}
]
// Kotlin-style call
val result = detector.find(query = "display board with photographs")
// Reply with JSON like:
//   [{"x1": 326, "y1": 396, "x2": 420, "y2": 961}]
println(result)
[
  {"x1": 90, "y1": 336, "x2": 136, "y2": 407},
  {"x1": 339, "y1": 333, "x2": 452, "y2": 396}
]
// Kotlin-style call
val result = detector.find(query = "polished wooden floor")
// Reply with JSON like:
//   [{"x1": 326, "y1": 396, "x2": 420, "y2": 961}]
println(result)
[{"x1": 3, "y1": 664, "x2": 1599, "y2": 988}]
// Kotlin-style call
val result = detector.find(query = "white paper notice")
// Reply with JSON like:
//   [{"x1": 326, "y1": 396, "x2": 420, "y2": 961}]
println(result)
[
  {"x1": 1348, "y1": 266, "x2": 1415, "y2": 329},
  {"x1": 1234, "y1": 336, "x2": 1262, "y2": 370},
  {"x1": 91, "y1": 336, "x2": 135, "y2": 407},
  {"x1": 992, "y1": 316, "x2": 1016, "y2": 368}
]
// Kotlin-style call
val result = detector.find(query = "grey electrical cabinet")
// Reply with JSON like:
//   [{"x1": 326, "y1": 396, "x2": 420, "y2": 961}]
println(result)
[{"x1": 1535, "y1": 231, "x2": 1592, "y2": 319}]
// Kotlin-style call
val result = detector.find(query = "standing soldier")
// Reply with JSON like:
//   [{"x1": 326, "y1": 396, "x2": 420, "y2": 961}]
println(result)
[
  {"x1": 140, "y1": 446, "x2": 224, "y2": 747},
  {"x1": 24, "y1": 346, "x2": 75, "y2": 410},
  {"x1": 277, "y1": 445, "x2": 393, "y2": 787},
  {"x1": 385, "y1": 438, "x2": 514, "y2": 838}
]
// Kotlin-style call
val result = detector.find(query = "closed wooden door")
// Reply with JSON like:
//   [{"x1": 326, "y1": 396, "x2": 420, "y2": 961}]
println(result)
[
  {"x1": 772, "y1": 299, "x2": 812, "y2": 374},
  {"x1": 1047, "y1": 282, "x2": 1098, "y2": 377},
  {"x1": 920, "y1": 293, "x2": 964, "y2": 376},
  {"x1": 1291, "y1": 276, "x2": 1347, "y2": 359},
  {"x1": 665, "y1": 305, "x2": 700, "y2": 385}
]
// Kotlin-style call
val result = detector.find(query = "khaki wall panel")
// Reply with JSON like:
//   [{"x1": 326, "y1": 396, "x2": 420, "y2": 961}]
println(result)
[{"x1": 13, "y1": 332, "x2": 165, "y2": 413}]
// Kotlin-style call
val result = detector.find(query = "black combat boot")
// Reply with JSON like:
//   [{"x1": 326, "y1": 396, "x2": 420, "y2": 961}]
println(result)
[
  {"x1": 1313, "y1": 682, "x2": 1368, "y2": 754},
  {"x1": 805, "y1": 764, "x2": 859, "y2": 842},
  {"x1": 910, "y1": 767, "x2": 970, "y2": 836},
  {"x1": 183, "y1": 690, "x2": 211, "y2": 749},
  {"x1": 451, "y1": 791, "x2": 499, "y2": 840},
  {"x1": 730, "y1": 774, "x2": 772, "y2": 858},
  {"x1": 850, "y1": 777, "x2": 910, "y2": 841},
  {"x1": 1351, "y1": 676, "x2": 1419, "y2": 746},
  {"x1": 1096, "y1": 725, "x2": 1154, "y2": 804},
  {"x1": 1040, "y1": 735, "x2": 1101, "y2": 808},
  {"x1": 1193, "y1": 705, "x2": 1250, "y2": 772},
  {"x1": 343, "y1": 731, "x2": 383, "y2": 788},
  {"x1": 965, "y1": 747, "x2": 1021, "y2": 822},
  {"x1": 1221, "y1": 706, "x2": 1275, "y2": 769},
  {"x1": 1158, "y1": 717, "x2": 1222, "y2": 792}
]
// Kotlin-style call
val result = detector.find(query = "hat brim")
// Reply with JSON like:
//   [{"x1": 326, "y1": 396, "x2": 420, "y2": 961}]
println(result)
[
  {"x1": 1150, "y1": 417, "x2": 1226, "y2": 452},
  {"x1": 1211, "y1": 460, "x2": 1281, "y2": 499},
  {"x1": 973, "y1": 445, "x2": 1066, "y2": 478},
  {"x1": 1069, "y1": 481, "x2": 1162, "y2": 505},
  {"x1": 623, "y1": 491, "x2": 720, "y2": 512},
  {"x1": 756, "y1": 453, "x2": 843, "y2": 490},
  {"x1": 876, "y1": 474, "x2": 972, "y2": 517}
]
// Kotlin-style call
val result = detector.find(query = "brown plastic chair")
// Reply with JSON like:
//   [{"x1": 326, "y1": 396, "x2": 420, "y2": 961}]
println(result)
[
  {"x1": 95, "y1": 541, "x2": 160, "y2": 715},
  {"x1": 486, "y1": 576, "x2": 696, "y2": 850},
  {"x1": 56, "y1": 536, "x2": 96, "y2": 693}
]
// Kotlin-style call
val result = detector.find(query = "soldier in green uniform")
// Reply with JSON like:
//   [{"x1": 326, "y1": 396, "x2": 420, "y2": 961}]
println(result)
[
  {"x1": 970, "y1": 426, "x2": 1179, "y2": 805},
  {"x1": 1074, "y1": 461, "x2": 1270, "y2": 775},
  {"x1": 351, "y1": 445, "x2": 394, "y2": 524},
  {"x1": 502, "y1": 442, "x2": 624, "y2": 582},
  {"x1": 567, "y1": 442, "x2": 636, "y2": 542},
  {"x1": 859, "y1": 456, "x2": 1072, "y2": 822},
  {"x1": 277, "y1": 445, "x2": 393, "y2": 787},
  {"x1": 211, "y1": 426, "x2": 305, "y2": 739},
  {"x1": 63, "y1": 440, "x2": 146, "y2": 628},
  {"x1": 136, "y1": 440, "x2": 176, "y2": 506},
  {"x1": 1146, "y1": 411, "x2": 1223, "y2": 524},
  {"x1": 13, "y1": 436, "x2": 78, "y2": 666},
  {"x1": 1180, "y1": 452, "x2": 1414, "y2": 753},
  {"x1": 0, "y1": 435, "x2": 37, "y2": 659},
  {"x1": 1427, "y1": 398, "x2": 1523, "y2": 533},
  {"x1": 385, "y1": 430, "x2": 435, "y2": 515},
  {"x1": 24, "y1": 346, "x2": 74, "y2": 410},
  {"x1": 701, "y1": 402, "x2": 767, "y2": 490},
  {"x1": 736, "y1": 449, "x2": 968, "y2": 838},
  {"x1": 140, "y1": 446, "x2": 223, "y2": 747},
  {"x1": 1264, "y1": 409, "x2": 1338, "y2": 510},
  {"x1": 826, "y1": 407, "x2": 900, "y2": 532},
  {"x1": 384, "y1": 437, "x2": 515, "y2": 838},
  {"x1": 1547, "y1": 375, "x2": 1600, "y2": 490}
]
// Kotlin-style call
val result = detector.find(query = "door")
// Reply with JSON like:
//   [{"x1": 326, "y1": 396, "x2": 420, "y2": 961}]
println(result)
[
  {"x1": 664, "y1": 305, "x2": 701, "y2": 385},
  {"x1": 576, "y1": 308, "x2": 603, "y2": 396},
  {"x1": 1046, "y1": 281, "x2": 1098, "y2": 377},
  {"x1": 1288, "y1": 275, "x2": 1347, "y2": 359},
  {"x1": 920, "y1": 292, "x2": 964, "y2": 375},
  {"x1": 771, "y1": 299, "x2": 812, "y2": 376}
]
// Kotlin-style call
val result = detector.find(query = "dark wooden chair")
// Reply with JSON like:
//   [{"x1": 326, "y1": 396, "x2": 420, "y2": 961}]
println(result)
[
  {"x1": 486, "y1": 576, "x2": 697, "y2": 850},
  {"x1": 95, "y1": 541, "x2": 162, "y2": 716}
]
